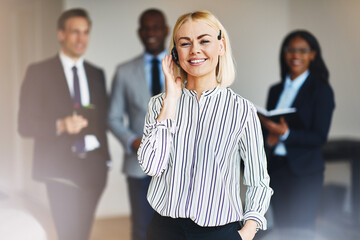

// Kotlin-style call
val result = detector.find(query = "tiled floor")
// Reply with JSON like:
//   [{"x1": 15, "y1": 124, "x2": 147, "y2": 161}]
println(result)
[{"x1": 90, "y1": 216, "x2": 131, "y2": 240}]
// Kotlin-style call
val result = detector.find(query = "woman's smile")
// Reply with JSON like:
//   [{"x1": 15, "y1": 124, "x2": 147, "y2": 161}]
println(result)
[{"x1": 188, "y1": 58, "x2": 207, "y2": 65}]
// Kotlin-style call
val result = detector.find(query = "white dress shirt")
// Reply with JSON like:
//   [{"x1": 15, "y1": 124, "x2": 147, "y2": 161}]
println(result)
[
  {"x1": 138, "y1": 86, "x2": 273, "y2": 229},
  {"x1": 59, "y1": 51, "x2": 100, "y2": 152},
  {"x1": 274, "y1": 70, "x2": 309, "y2": 156}
]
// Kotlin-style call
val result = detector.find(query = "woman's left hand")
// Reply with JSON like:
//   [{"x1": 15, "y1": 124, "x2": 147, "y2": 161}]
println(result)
[
  {"x1": 259, "y1": 116, "x2": 289, "y2": 136},
  {"x1": 238, "y1": 220, "x2": 258, "y2": 240},
  {"x1": 267, "y1": 133, "x2": 280, "y2": 147}
]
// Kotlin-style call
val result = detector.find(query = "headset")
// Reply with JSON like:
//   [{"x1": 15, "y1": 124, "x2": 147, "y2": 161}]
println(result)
[{"x1": 171, "y1": 30, "x2": 222, "y2": 67}]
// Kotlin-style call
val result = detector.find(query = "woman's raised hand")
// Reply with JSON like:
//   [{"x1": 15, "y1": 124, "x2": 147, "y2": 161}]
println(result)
[
  {"x1": 162, "y1": 54, "x2": 182, "y2": 101},
  {"x1": 157, "y1": 55, "x2": 182, "y2": 121}
]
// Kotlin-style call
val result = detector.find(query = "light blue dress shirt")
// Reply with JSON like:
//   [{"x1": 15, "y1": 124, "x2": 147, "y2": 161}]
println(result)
[
  {"x1": 274, "y1": 70, "x2": 309, "y2": 156},
  {"x1": 143, "y1": 51, "x2": 167, "y2": 92}
]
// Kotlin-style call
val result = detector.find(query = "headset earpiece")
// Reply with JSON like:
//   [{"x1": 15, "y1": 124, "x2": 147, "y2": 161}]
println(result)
[
  {"x1": 217, "y1": 30, "x2": 222, "y2": 40},
  {"x1": 171, "y1": 44, "x2": 180, "y2": 67}
]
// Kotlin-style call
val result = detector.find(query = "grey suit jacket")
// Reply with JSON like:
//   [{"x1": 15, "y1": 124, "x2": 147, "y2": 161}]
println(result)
[{"x1": 108, "y1": 54, "x2": 153, "y2": 177}]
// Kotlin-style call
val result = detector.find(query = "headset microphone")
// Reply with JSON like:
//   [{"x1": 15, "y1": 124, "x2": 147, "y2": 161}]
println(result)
[{"x1": 171, "y1": 41, "x2": 180, "y2": 67}]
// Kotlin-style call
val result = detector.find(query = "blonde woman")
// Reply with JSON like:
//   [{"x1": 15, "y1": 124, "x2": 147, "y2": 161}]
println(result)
[{"x1": 138, "y1": 11, "x2": 272, "y2": 240}]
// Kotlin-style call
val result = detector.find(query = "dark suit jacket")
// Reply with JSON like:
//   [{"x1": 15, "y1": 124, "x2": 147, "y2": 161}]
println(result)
[
  {"x1": 18, "y1": 55, "x2": 110, "y2": 187},
  {"x1": 265, "y1": 73, "x2": 335, "y2": 176}
]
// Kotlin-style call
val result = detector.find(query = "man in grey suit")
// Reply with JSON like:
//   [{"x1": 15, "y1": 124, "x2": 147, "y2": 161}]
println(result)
[{"x1": 108, "y1": 8, "x2": 169, "y2": 240}]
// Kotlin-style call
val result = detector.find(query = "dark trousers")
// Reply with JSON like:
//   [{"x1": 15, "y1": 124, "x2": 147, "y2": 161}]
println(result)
[
  {"x1": 269, "y1": 156, "x2": 323, "y2": 233},
  {"x1": 127, "y1": 176, "x2": 154, "y2": 240},
  {"x1": 147, "y1": 212, "x2": 242, "y2": 240},
  {"x1": 45, "y1": 180, "x2": 105, "y2": 240}
]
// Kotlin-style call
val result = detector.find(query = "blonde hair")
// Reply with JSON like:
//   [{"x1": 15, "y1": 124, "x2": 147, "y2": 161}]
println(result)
[{"x1": 170, "y1": 10, "x2": 235, "y2": 87}]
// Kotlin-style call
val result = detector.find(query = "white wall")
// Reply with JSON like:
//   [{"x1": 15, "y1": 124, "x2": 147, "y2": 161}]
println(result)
[
  {"x1": 1, "y1": 2, "x2": 63, "y2": 238},
  {"x1": 0, "y1": 0, "x2": 62, "y2": 206},
  {"x1": 61, "y1": 0, "x2": 360, "y2": 217}
]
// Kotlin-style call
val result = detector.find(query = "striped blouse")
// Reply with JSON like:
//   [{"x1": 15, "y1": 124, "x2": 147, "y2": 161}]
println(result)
[{"x1": 138, "y1": 86, "x2": 273, "y2": 229}]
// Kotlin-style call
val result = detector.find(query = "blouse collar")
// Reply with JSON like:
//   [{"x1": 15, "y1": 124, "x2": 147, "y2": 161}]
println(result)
[{"x1": 183, "y1": 84, "x2": 222, "y2": 98}]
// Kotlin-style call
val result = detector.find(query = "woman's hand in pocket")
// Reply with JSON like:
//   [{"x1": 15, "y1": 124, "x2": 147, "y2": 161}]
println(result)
[{"x1": 238, "y1": 220, "x2": 258, "y2": 240}]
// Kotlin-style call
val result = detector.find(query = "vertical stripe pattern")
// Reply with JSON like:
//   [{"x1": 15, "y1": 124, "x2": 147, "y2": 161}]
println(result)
[{"x1": 138, "y1": 86, "x2": 273, "y2": 229}]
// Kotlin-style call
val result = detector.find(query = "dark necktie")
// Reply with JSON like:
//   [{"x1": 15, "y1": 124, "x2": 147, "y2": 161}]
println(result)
[
  {"x1": 152, "y1": 58, "x2": 161, "y2": 96},
  {"x1": 72, "y1": 66, "x2": 82, "y2": 108},
  {"x1": 72, "y1": 66, "x2": 85, "y2": 153}
]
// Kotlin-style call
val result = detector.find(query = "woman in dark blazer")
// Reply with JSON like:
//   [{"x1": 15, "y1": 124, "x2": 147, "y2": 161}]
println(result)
[{"x1": 259, "y1": 30, "x2": 335, "y2": 235}]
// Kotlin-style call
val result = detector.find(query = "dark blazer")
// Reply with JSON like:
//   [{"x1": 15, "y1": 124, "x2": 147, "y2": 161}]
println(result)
[
  {"x1": 265, "y1": 73, "x2": 335, "y2": 176},
  {"x1": 18, "y1": 55, "x2": 110, "y2": 187}
]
